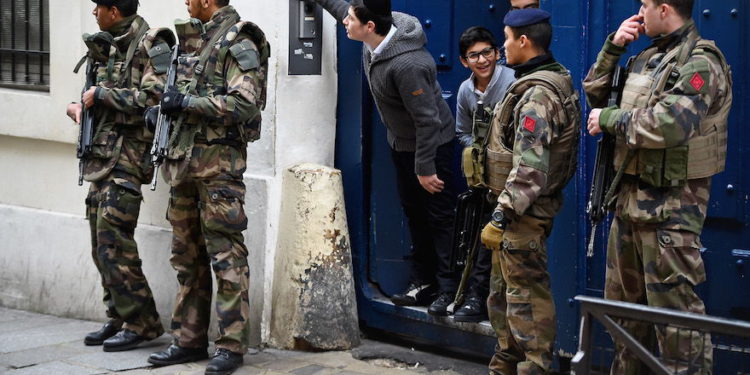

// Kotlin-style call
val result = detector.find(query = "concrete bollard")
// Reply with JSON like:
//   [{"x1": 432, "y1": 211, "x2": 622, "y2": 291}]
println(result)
[{"x1": 269, "y1": 163, "x2": 360, "y2": 350}]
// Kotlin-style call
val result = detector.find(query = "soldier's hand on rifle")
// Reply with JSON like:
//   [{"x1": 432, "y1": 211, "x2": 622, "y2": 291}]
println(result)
[
  {"x1": 612, "y1": 14, "x2": 644, "y2": 47},
  {"x1": 144, "y1": 106, "x2": 160, "y2": 132},
  {"x1": 587, "y1": 109, "x2": 603, "y2": 136},
  {"x1": 161, "y1": 90, "x2": 186, "y2": 115},
  {"x1": 480, "y1": 222, "x2": 504, "y2": 252},
  {"x1": 66, "y1": 103, "x2": 83, "y2": 124},
  {"x1": 418, "y1": 174, "x2": 444, "y2": 194},
  {"x1": 82, "y1": 86, "x2": 98, "y2": 109}
]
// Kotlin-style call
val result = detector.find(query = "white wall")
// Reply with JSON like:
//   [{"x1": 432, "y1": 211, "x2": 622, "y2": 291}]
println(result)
[{"x1": 0, "y1": 0, "x2": 339, "y2": 347}]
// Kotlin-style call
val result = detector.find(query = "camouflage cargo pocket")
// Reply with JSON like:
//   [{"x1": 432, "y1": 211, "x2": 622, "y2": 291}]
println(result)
[
  {"x1": 90, "y1": 123, "x2": 120, "y2": 160},
  {"x1": 619, "y1": 181, "x2": 680, "y2": 224},
  {"x1": 202, "y1": 184, "x2": 247, "y2": 234},
  {"x1": 101, "y1": 182, "x2": 142, "y2": 230},
  {"x1": 654, "y1": 228, "x2": 706, "y2": 287}
]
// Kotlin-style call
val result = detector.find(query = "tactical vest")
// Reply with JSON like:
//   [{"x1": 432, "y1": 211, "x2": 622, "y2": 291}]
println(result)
[
  {"x1": 484, "y1": 70, "x2": 580, "y2": 196},
  {"x1": 76, "y1": 19, "x2": 175, "y2": 182},
  {"x1": 616, "y1": 32, "x2": 732, "y2": 187},
  {"x1": 167, "y1": 16, "x2": 270, "y2": 162}
]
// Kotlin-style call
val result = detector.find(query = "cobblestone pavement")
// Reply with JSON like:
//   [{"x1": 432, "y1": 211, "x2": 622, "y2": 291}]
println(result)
[{"x1": 0, "y1": 308, "x2": 487, "y2": 375}]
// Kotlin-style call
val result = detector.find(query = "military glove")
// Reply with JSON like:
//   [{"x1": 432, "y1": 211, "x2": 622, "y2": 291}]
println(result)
[
  {"x1": 480, "y1": 222, "x2": 505, "y2": 252},
  {"x1": 160, "y1": 90, "x2": 185, "y2": 115},
  {"x1": 144, "y1": 106, "x2": 160, "y2": 132}
]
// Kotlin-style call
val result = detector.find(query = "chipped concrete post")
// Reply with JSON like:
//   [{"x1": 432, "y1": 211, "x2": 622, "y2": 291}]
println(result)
[{"x1": 269, "y1": 163, "x2": 360, "y2": 350}]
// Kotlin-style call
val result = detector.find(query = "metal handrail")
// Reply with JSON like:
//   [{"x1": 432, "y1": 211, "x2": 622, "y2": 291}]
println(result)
[{"x1": 572, "y1": 295, "x2": 750, "y2": 375}]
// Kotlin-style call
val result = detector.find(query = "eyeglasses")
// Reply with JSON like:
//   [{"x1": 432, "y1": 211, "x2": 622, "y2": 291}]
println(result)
[{"x1": 465, "y1": 47, "x2": 497, "y2": 63}]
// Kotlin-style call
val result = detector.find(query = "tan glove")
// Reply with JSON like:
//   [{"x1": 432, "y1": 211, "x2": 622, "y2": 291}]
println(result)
[{"x1": 481, "y1": 222, "x2": 505, "y2": 252}]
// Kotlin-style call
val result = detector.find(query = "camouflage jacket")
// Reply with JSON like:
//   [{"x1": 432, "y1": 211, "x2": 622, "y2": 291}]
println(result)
[
  {"x1": 81, "y1": 15, "x2": 174, "y2": 182},
  {"x1": 163, "y1": 6, "x2": 269, "y2": 184},
  {"x1": 494, "y1": 57, "x2": 580, "y2": 222},
  {"x1": 583, "y1": 21, "x2": 732, "y2": 233}
]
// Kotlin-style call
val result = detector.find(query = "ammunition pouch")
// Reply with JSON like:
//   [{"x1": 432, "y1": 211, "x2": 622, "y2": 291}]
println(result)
[{"x1": 461, "y1": 105, "x2": 493, "y2": 188}]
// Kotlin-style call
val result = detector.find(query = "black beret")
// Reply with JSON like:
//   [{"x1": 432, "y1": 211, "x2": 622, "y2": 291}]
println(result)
[
  {"x1": 352, "y1": 0, "x2": 391, "y2": 17},
  {"x1": 504, "y1": 8, "x2": 551, "y2": 28},
  {"x1": 91, "y1": 0, "x2": 138, "y2": 8}
]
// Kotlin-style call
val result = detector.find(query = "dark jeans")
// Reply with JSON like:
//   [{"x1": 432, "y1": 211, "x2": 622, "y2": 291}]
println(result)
[{"x1": 390, "y1": 140, "x2": 459, "y2": 294}]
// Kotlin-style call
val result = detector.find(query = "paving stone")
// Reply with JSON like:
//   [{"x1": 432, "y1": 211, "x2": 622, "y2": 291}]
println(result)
[
  {"x1": 300, "y1": 351, "x2": 352, "y2": 368},
  {"x1": 0, "y1": 321, "x2": 100, "y2": 353},
  {"x1": 0, "y1": 344, "x2": 86, "y2": 368},
  {"x1": 3, "y1": 360, "x2": 105, "y2": 375},
  {"x1": 66, "y1": 339, "x2": 170, "y2": 372},
  {"x1": 262, "y1": 358, "x2": 311, "y2": 372},
  {"x1": 290, "y1": 364, "x2": 332, "y2": 375}
]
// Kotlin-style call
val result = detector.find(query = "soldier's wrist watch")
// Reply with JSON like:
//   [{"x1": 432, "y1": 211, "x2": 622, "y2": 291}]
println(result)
[{"x1": 490, "y1": 209, "x2": 508, "y2": 230}]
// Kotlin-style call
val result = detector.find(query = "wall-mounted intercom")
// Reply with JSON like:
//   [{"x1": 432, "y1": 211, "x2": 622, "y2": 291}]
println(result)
[{"x1": 289, "y1": 0, "x2": 323, "y2": 75}]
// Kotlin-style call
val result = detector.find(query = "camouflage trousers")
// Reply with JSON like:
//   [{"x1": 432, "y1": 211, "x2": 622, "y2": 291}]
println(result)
[
  {"x1": 86, "y1": 172, "x2": 163, "y2": 338},
  {"x1": 167, "y1": 176, "x2": 250, "y2": 354},
  {"x1": 488, "y1": 215, "x2": 555, "y2": 375},
  {"x1": 605, "y1": 216, "x2": 712, "y2": 375}
]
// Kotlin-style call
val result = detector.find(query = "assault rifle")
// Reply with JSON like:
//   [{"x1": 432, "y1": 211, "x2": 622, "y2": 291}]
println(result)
[
  {"x1": 450, "y1": 187, "x2": 491, "y2": 307},
  {"x1": 76, "y1": 59, "x2": 97, "y2": 186},
  {"x1": 586, "y1": 65, "x2": 626, "y2": 256},
  {"x1": 148, "y1": 45, "x2": 180, "y2": 191},
  {"x1": 451, "y1": 100, "x2": 494, "y2": 306}
]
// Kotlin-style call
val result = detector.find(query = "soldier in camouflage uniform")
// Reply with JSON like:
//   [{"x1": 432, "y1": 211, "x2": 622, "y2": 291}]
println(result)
[
  {"x1": 145, "y1": 1, "x2": 269, "y2": 374},
  {"x1": 479, "y1": 9, "x2": 580, "y2": 375},
  {"x1": 65, "y1": 0, "x2": 174, "y2": 352},
  {"x1": 583, "y1": 0, "x2": 732, "y2": 374}
]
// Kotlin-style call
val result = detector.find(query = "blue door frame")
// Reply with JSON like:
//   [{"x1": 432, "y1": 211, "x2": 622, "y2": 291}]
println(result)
[{"x1": 333, "y1": 0, "x2": 749, "y2": 365}]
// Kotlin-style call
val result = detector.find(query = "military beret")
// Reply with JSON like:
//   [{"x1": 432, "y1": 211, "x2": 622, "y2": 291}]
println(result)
[
  {"x1": 352, "y1": 0, "x2": 391, "y2": 17},
  {"x1": 504, "y1": 8, "x2": 551, "y2": 28},
  {"x1": 90, "y1": 0, "x2": 138, "y2": 8}
]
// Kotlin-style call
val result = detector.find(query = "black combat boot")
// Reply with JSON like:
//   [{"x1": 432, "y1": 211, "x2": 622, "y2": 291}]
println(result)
[
  {"x1": 453, "y1": 294, "x2": 488, "y2": 323},
  {"x1": 390, "y1": 283, "x2": 438, "y2": 306},
  {"x1": 102, "y1": 329, "x2": 151, "y2": 352},
  {"x1": 84, "y1": 319, "x2": 122, "y2": 346},
  {"x1": 148, "y1": 344, "x2": 209, "y2": 366},
  {"x1": 427, "y1": 292, "x2": 454, "y2": 316},
  {"x1": 205, "y1": 348, "x2": 244, "y2": 375}
]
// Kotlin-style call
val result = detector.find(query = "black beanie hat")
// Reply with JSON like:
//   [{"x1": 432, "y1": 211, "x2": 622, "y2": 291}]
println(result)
[{"x1": 353, "y1": 0, "x2": 391, "y2": 17}]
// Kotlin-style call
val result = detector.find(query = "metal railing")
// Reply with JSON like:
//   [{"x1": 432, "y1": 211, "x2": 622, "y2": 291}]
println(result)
[
  {"x1": 0, "y1": 0, "x2": 49, "y2": 90},
  {"x1": 572, "y1": 295, "x2": 750, "y2": 375}
]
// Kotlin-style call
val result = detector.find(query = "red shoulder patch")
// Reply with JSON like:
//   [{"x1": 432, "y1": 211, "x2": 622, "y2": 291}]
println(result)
[
  {"x1": 690, "y1": 72, "x2": 705, "y2": 91},
  {"x1": 523, "y1": 116, "x2": 537, "y2": 133}
]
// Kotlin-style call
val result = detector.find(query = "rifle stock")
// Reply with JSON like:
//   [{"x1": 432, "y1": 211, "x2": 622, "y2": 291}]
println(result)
[{"x1": 148, "y1": 45, "x2": 180, "y2": 191}]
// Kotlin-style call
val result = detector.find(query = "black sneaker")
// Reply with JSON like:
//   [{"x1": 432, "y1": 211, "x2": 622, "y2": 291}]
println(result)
[
  {"x1": 454, "y1": 294, "x2": 488, "y2": 323},
  {"x1": 205, "y1": 348, "x2": 243, "y2": 375},
  {"x1": 427, "y1": 292, "x2": 454, "y2": 316},
  {"x1": 390, "y1": 283, "x2": 438, "y2": 306}
]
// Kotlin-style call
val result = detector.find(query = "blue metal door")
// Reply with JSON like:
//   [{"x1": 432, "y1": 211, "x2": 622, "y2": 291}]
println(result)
[{"x1": 334, "y1": 0, "x2": 750, "y2": 367}]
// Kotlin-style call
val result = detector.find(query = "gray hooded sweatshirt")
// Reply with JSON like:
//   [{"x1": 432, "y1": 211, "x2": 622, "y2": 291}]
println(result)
[{"x1": 315, "y1": 0, "x2": 456, "y2": 176}]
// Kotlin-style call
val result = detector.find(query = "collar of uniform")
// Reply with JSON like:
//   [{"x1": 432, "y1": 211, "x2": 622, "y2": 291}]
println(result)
[
  {"x1": 511, "y1": 53, "x2": 558, "y2": 78},
  {"x1": 109, "y1": 14, "x2": 139, "y2": 40},
  {"x1": 112, "y1": 15, "x2": 144, "y2": 51},
  {"x1": 204, "y1": 5, "x2": 238, "y2": 35},
  {"x1": 650, "y1": 19, "x2": 696, "y2": 52}
]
